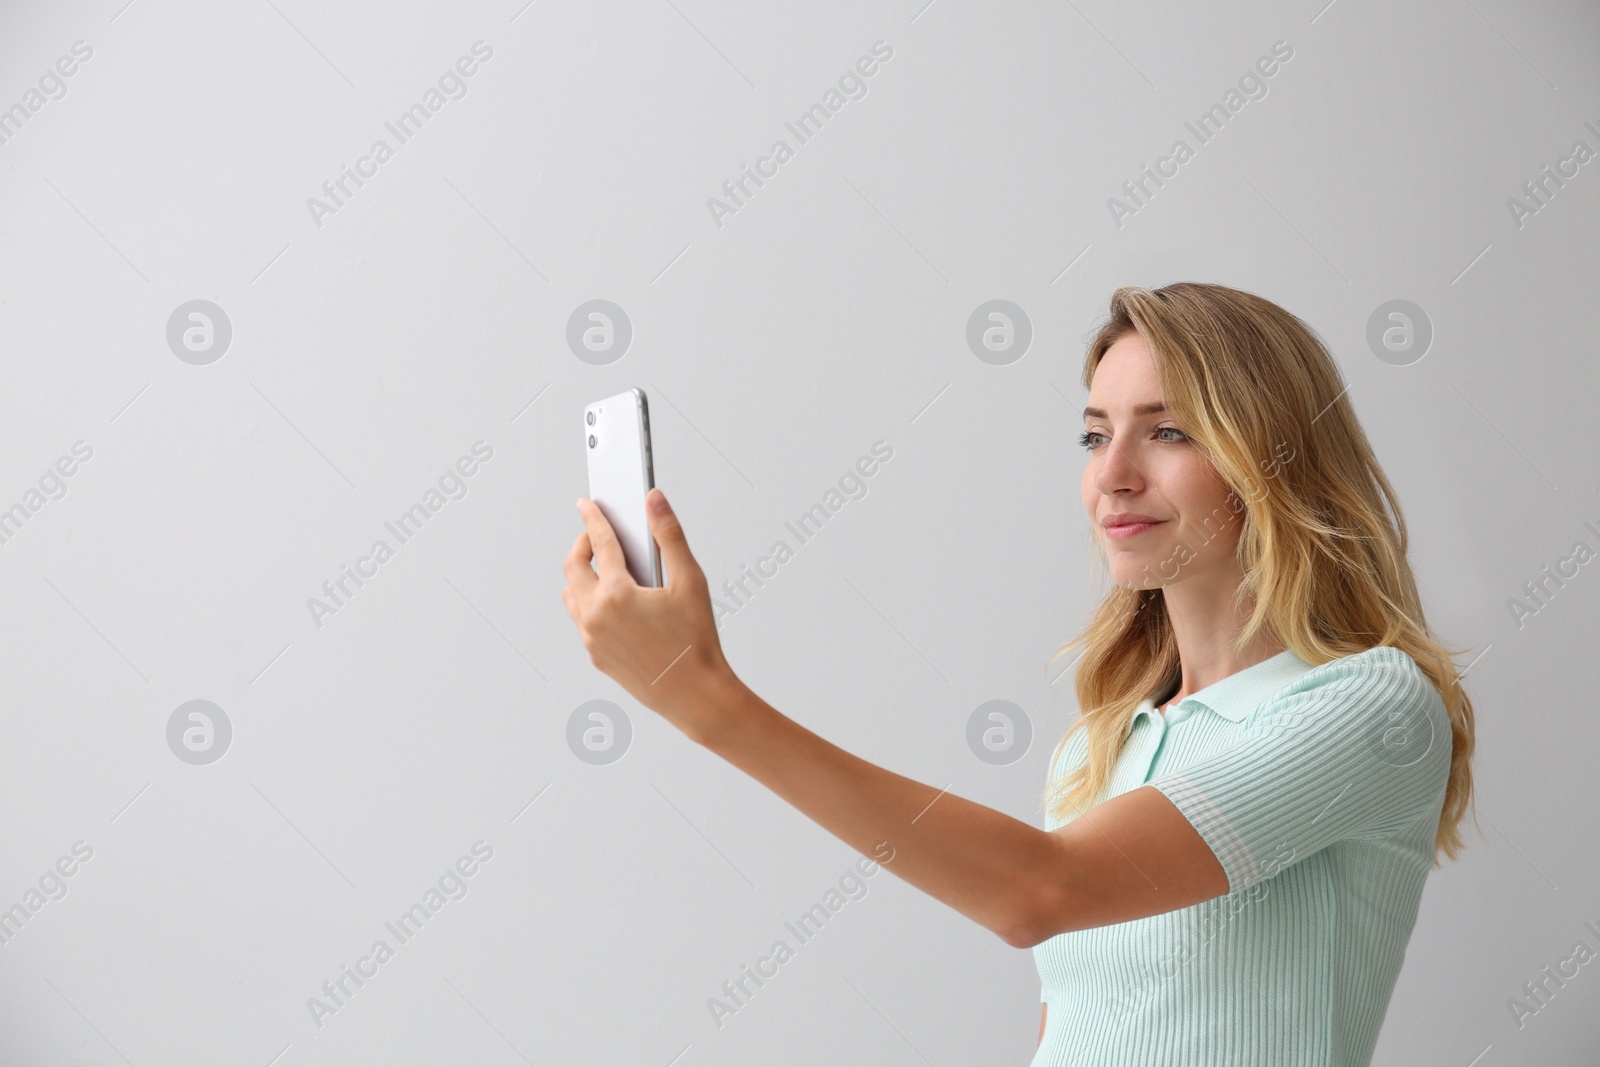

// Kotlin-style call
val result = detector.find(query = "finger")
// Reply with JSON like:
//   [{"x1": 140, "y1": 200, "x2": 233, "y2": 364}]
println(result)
[
  {"x1": 563, "y1": 529, "x2": 598, "y2": 596},
  {"x1": 576, "y1": 498, "x2": 632, "y2": 584},
  {"x1": 645, "y1": 488, "x2": 701, "y2": 590}
]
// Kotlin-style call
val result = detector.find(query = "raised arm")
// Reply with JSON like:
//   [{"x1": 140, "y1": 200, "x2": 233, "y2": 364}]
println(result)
[
  {"x1": 699, "y1": 684, "x2": 1231, "y2": 947},
  {"x1": 563, "y1": 488, "x2": 1233, "y2": 949}
]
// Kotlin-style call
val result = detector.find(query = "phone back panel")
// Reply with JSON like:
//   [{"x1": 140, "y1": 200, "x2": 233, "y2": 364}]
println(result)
[{"x1": 583, "y1": 388, "x2": 661, "y2": 588}]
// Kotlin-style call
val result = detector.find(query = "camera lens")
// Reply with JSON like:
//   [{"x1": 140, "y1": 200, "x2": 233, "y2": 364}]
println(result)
[
  {"x1": 588, "y1": 434, "x2": 597, "y2": 448},
  {"x1": 586, "y1": 411, "x2": 595, "y2": 426}
]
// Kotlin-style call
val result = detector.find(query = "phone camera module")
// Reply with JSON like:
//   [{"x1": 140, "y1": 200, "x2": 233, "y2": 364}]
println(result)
[{"x1": 588, "y1": 434, "x2": 597, "y2": 449}]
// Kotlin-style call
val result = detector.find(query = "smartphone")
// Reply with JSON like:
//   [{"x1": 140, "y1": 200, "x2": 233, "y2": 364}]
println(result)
[{"x1": 583, "y1": 387, "x2": 662, "y2": 588}]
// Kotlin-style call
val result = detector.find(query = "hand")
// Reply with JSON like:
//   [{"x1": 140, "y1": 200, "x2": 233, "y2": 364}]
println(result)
[{"x1": 561, "y1": 487, "x2": 741, "y2": 743}]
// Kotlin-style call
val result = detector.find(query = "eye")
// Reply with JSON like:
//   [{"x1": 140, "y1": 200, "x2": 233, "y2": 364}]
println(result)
[{"x1": 1078, "y1": 426, "x2": 1188, "y2": 451}]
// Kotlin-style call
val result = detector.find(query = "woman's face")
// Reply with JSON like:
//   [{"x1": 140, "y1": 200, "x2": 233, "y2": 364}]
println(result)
[{"x1": 1079, "y1": 331, "x2": 1244, "y2": 591}]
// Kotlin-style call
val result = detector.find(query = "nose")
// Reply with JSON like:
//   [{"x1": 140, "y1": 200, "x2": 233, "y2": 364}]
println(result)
[{"x1": 1093, "y1": 435, "x2": 1146, "y2": 496}]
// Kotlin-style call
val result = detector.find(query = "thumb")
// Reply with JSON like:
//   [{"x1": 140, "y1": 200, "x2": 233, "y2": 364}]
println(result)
[{"x1": 646, "y1": 488, "x2": 700, "y2": 586}]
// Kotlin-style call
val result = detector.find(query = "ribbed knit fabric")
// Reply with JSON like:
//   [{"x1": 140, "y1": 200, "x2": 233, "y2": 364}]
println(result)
[{"x1": 1032, "y1": 645, "x2": 1453, "y2": 1067}]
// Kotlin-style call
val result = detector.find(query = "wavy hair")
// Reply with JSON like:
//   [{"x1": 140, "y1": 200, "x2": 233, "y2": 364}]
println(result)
[{"x1": 1041, "y1": 282, "x2": 1478, "y2": 865}]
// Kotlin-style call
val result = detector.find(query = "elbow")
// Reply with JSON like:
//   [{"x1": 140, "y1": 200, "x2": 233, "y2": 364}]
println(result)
[
  {"x1": 1001, "y1": 915, "x2": 1053, "y2": 951},
  {"x1": 1004, "y1": 835, "x2": 1079, "y2": 949},
  {"x1": 998, "y1": 922, "x2": 1035, "y2": 950},
  {"x1": 1002, "y1": 926, "x2": 1043, "y2": 951},
  {"x1": 1000, "y1": 885, "x2": 1067, "y2": 950}
]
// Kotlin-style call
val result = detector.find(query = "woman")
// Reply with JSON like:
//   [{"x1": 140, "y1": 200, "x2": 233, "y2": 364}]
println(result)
[{"x1": 561, "y1": 282, "x2": 1478, "y2": 1065}]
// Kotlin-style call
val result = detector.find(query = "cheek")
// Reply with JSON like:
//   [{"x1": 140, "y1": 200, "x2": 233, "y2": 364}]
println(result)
[
  {"x1": 1164, "y1": 462, "x2": 1232, "y2": 530},
  {"x1": 1183, "y1": 480, "x2": 1246, "y2": 551},
  {"x1": 1171, "y1": 456, "x2": 1228, "y2": 507}
]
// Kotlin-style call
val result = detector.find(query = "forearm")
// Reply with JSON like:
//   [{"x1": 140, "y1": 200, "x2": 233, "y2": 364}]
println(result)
[{"x1": 696, "y1": 676, "x2": 1061, "y2": 947}]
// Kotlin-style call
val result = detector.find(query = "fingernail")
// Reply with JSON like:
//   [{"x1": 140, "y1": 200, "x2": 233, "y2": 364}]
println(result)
[{"x1": 649, "y1": 491, "x2": 670, "y2": 515}]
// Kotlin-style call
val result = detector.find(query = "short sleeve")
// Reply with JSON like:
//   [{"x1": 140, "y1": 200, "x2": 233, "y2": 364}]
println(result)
[{"x1": 1145, "y1": 647, "x2": 1452, "y2": 895}]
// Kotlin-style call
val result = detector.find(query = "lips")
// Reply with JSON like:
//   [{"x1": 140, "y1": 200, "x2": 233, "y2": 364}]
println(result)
[{"x1": 1102, "y1": 516, "x2": 1167, "y2": 542}]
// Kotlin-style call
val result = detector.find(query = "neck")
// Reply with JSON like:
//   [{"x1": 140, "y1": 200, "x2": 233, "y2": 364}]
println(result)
[{"x1": 1158, "y1": 575, "x2": 1284, "y2": 707}]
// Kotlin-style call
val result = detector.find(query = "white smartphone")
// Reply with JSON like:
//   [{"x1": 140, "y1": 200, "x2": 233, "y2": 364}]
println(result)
[{"x1": 583, "y1": 387, "x2": 662, "y2": 588}]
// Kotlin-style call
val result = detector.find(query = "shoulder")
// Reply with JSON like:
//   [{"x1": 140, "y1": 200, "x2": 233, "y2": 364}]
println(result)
[
  {"x1": 1251, "y1": 645, "x2": 1451, "y2": 774},
  {"x1": 1263, "y1": 645, "x2": 1440, "y2": 713}
]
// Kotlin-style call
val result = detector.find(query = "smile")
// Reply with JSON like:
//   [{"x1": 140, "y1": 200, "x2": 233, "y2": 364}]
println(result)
[{"x1": 1105, "y1": 521, "x2": 1165, "y2": 541}]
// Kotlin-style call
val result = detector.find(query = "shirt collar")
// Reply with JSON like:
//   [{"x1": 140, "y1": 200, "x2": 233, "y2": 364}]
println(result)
[{"x1": 1132, "y1": 648, "x2": 1315, "y2": 725}]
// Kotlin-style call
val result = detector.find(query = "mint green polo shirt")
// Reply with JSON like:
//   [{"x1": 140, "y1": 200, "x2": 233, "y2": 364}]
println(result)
[{"x1": 1032, "y1": 645, "x2": 1453, "y2": 1066}]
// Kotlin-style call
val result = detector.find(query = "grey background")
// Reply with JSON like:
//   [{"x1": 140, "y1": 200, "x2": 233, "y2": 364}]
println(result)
[{"x1": 1, "y1": 0, "x2": 1596, "y2": 1064}]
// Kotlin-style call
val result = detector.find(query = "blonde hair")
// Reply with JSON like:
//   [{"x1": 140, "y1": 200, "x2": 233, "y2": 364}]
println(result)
[{"x1": 1042, "y1": 282, "x2": 1479, "y2": 865}]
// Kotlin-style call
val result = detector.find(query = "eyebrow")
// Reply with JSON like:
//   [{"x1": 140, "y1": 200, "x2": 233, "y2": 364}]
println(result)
[{"x1": 1082, "y1": 402, "x2": 1166, "y2": 420}]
